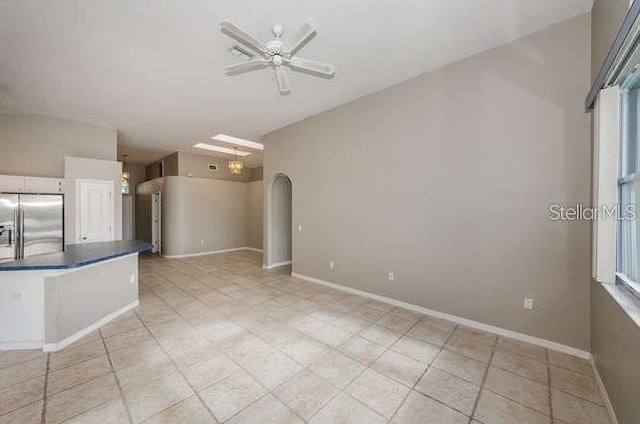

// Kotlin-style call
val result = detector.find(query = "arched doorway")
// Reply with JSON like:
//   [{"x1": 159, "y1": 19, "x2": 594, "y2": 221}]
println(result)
[{"x1": 267, "y1": 174, "x2": 292, "y2": 269}]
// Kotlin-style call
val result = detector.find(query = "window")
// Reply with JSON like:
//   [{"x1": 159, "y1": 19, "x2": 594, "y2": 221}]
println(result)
[{"x1": 617, "y1": 70, "x2": 640, "y2": 296}]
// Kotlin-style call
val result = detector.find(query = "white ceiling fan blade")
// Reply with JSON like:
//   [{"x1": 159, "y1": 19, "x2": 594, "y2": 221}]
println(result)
[
  {"x1": 284, "y1": 17, "x2": 317, "y2": 56},
  {"x1": 288, "y1": 57, "x2": 336, "y2": 79},
  {"x1": 220, "y1": 21, "x2": 268, "y2": 55},
  {"x1": 225, "y1": 59, "x2": 269, "y2": 76},
  {"x1": 274, "y1": 66, "x2": 290, "y2": 95}
]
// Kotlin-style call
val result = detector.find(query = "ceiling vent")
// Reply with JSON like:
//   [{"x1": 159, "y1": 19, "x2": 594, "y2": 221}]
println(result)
[{"x1": 228, "y1": 45, "x2": 253, "y2": 62}]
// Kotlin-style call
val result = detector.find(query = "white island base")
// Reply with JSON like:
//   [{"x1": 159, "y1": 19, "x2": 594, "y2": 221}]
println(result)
[{"x1": 0, "y1": 249, "x2": 142, "y2": 352}]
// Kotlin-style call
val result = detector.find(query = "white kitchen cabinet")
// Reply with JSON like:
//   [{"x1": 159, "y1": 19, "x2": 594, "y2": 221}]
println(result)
[
  {"x1": 0, "y1": 175, "x2": 65, "y2": 194},
  {"x1": 0, "y1": 175, "x2": 26, "y2": 193},
  {"x1": 24, "y1": 177, "x2": 64, "y2": 193}
]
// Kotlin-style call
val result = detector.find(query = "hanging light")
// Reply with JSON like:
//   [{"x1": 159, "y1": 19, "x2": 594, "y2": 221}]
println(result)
[
  {"x1": 228, "y1": 147, "x2": 244, "y2": 175},
  {"x1": 121, "y1": 154, "x2": 131, "y2": 194},
  {"x1": 122, "y1": 154, "x2": 130, "y2": 180}
]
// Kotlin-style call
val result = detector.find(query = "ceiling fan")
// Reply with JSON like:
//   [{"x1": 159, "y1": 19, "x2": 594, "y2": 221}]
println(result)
[{"x1": 220, "y1": 18, "x2": 336, "y2": 95}]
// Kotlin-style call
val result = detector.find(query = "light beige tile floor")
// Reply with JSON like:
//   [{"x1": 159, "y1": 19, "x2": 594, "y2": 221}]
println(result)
[{"x1": 0, "y1": 250, "x2": 612, "y2": 424}]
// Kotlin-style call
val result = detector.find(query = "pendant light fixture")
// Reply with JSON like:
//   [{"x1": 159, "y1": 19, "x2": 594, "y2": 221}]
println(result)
[
  {"x1": 122, "y1": 154, "x2": 130, "y2": 180},
  {"x1": 121, "y1": 154, "x2": 131, "y2": 194},
  {"x1": 228, "y1": 147, "x2": 244, "y2": 175}
]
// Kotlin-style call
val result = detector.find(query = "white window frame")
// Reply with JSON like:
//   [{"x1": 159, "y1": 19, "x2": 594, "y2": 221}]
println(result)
[{"x1": 593, "y1": 86, "x2": 621, "y2": 285}]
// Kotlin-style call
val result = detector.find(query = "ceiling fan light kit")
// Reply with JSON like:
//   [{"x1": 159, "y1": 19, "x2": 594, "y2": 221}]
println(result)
[{"x1": 220, "y1": 17, "x2": 336, "y2": 95}]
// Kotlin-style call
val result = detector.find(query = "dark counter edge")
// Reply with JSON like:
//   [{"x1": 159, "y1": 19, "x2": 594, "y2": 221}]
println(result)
[{"x1": 0, "y1": 240, "x2": 153, "y2": 271}]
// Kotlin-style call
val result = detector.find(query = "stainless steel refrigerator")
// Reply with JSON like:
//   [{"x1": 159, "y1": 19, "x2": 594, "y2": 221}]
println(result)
[{"x1": 0, "y1": 194, "x2": 64, "y2": 262}]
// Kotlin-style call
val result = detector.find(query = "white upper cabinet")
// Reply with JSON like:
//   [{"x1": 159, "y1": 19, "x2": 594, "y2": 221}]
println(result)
[
  {"x1": 24, "y1": 176, "x2": 64, "y2": 193},
  {"x1": 0, "y1": 176, "x2": 26, "y2": 193},
  {"x1": 0, "y1": 175, "x2": 65, "y2": 193}
]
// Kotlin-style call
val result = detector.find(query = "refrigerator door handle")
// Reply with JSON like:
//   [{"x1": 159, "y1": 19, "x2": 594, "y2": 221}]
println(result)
[
  {"x1": 17, "y1": 207, "x2": 23, "y2": 259},
  {"x1": 13, "y1": 208, "x2": 18, "y2": 259}
]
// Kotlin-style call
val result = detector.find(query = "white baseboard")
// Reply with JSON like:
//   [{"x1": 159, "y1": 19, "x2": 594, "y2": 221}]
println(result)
[
  {"x1": 43, "y1": 300, "x2": 139, "y2": 352},
  {"x1": 0, "y1": 340, "x2": 43, "y2": 350},
  {"x1": 162, "y1": 247, "x2": 262, "y2": 259},
  {"x1": 591, "y1": 357, "x2": 619, "y2": 424},
  {"x1": 291, "y1": 272, "x2": 592, "y2": 360},
  {"x1": 263, "y1": 260, "x2": 292, "y2": 270}
]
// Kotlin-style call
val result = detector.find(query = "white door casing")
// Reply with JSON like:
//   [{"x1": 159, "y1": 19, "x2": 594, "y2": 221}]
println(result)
[
  {"x1": 151, "y1": 191, "x2": 161, "y2": 253},
  {"x1": 76, "y1": 179, "x2": 114, "y2": 243}
]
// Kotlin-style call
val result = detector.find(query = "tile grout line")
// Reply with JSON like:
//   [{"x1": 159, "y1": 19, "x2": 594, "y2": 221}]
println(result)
[
  {"x1": 130, "y1": 309, "x2": 221, "y2": 423},
  {"x1": 467, "y1": 332, "x2": 499, "y2": 423},
  {"x1": 546, "y1": 348, "x2": 554, "y2": 423},
  {"x1": 388, "y1": 320, "x2": 460, "y2": 423},
  {"x1": 85, "y1": 253, "x2": 598, "y2": 424},
  {"x1": 311, "y1": 313, "x2": 422, "y2": 423},
  {"x1": 153, "y1": 264, "x2": 482, "y2": 423},
  {"x1": 40, "y1": 353, "x2": 50, "y2": 424},
  {"x1": 135, "y1": 272, "x2": 313, "y2": 423},
  {"x1": 99, "y1": 328, "x2": 135, "y2": 424}
]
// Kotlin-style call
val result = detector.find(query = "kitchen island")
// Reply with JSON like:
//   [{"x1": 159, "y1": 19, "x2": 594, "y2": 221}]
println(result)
[{"x1": 0, "y1": 240, "x2": 152, "y2": 351}]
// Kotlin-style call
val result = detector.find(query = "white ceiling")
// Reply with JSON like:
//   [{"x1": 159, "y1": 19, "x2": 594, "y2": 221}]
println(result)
[{"x1": 0, "y1": 0, "x2": 593, "y2": 166}]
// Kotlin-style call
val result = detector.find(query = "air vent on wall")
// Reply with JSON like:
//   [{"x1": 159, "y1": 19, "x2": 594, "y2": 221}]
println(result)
[{"x1": 208, "y1": 163, "x2": 218, "y2": 171}]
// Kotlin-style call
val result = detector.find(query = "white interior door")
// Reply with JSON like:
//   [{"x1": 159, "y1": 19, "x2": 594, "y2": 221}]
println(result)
[
  {"x1": 77, "y1": 180, "x2": 114, "y2": 243},
  {"x1": 151, "y1": 191, "x2": 161, "y2": 253}
]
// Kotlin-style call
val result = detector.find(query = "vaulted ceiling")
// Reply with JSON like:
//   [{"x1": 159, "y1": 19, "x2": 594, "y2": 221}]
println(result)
[{"x1": 0, "y1": 0, "x2": 593, "y2": 165}]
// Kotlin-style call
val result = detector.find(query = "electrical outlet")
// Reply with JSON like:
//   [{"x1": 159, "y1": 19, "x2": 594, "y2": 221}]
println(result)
[
  {"x1": 387, "y1": 272, "x2": 395, "y2": 283},
  {"x1": 200, "y1": 240, "x2": 205, "y2": 245},
  {"x1": 130, "y1": 274, "x2": 136, "y2": 284},
  {"x1": 329, "y1": 261, "x2": 335, "y2": 269},
  {"x1": 523, "y1": 297, "x2": 534, "y2": 310},
  {"x1": 297, "y1": 224, "x2": 303, "y2": 232}
]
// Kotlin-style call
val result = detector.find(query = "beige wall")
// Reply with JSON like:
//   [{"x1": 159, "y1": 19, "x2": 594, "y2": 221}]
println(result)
[
  {"x1": 0, "y1": 114, "x2": 116, "y2": 178},
  {"x1": 44, "y1": 254, "x2": 138, "y2": 344},
  {"x1": 177, "y1": 152, "x2": 253, "y2": 182},
  {"x1": 137, "y1": 176, "x2": 253, "y2": 256},
  {"x1": 0, "y1": 114, "x2": 121, "y2": 245},
  {"x1": 248, "y1": 180, "x2": 264, "y2": 250},
  {"x1": 264, "y1": 14, "x2": 591, "y2": 349},
  {"x1": 122, "y1": 163, "x2": 145, "y2": 239},
  {"x1": 269, "y1": 175, "x2": 292, "y2": 265},
  {"x1": 136, "y1": 178, "x2": 165, "y2": 244},
  {"x1": 591, "y1": 284, "x2": 640, "y2": 424},
  {"x1": 591, "y1": 0, "x2": 631, "y2": 81},
  {"x1": 146, "y1": 152, "x2": 179, "y2": 180},
  {"x1": 590, "y1": 2, "x2": 640, "y2": 424},
  {"x1": 250, "y1": 167, "x2": 264, "y2": 182}
]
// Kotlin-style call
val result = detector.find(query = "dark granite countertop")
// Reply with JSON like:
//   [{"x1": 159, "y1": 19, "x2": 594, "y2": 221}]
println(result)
[{"x1": 0, "y1": 240, "x2": 153, "y2": 271}]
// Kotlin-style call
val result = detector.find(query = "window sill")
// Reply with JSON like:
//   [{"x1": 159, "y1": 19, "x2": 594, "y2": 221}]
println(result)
[{"x1": 601, "y1": 282, "x2": 640, "y2": 328}]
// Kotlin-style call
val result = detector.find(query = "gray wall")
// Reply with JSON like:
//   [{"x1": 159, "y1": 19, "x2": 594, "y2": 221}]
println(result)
[
  {"x1": 122, "y1": 163, "x2": 146, "y2": 240},
  {"x1": 136, "y1": 178, "x2": 165, "y2": 244},
  {"x1": 264, "y1": 14, "x2": 591, "y2": 349},
  {"x1": 269, "y1": 175, "x2": 292, "y2": 265},
  {"x1": 591, "y1": 284, "x2": 640, "y2": 424},
  {"x1": 591, "y1": 0, "x2": 632, "y2": 81},
  {"x1": 0, "y1": 114, "x2": 116, "y2": 177},
  {"x1": 250, "y1": 167, "x2": 264, "y2": 182},
  {"x1": 590, "y1": 2, "x2": 640, "y2": 424},
  {"x1": 177, "y1": 152, "x2": 253, "y2": 182},
  {"x1": 248, "y1": 180, "x2": 264, "y2": 250},
  {"x1": 146, "y1": 152, "x2": 179, "y2": 180},
  {"x1": 137, "y1": 176, "x2": 252, "y2": 257},
  {"x1": 44, "y1": 254, "x2": 138, "y2": 344}
]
